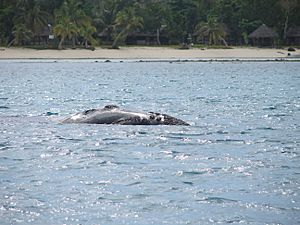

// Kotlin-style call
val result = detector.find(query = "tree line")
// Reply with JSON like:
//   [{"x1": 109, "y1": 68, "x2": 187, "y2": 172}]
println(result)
[{"x1": 0, "y1": 0, "x2": 299, "y2": 49}]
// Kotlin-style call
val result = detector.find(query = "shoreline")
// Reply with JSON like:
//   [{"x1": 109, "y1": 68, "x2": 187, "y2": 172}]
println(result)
[
  {"x1": 0, "y1": 47, "x2": 299, "y2": 61},
  {"x1": 1, "y1": 58, "x2": 299, "y2": 63}
]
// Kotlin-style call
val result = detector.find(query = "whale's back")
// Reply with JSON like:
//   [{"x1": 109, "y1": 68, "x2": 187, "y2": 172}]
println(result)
[{"x1": 62, "y1": 105, "x2": 189, "y2": 125}]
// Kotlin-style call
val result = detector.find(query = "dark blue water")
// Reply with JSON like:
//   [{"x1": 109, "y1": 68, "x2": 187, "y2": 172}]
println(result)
[{"x1": 0, "y1": 61, "x2": 299, "y2": 224}]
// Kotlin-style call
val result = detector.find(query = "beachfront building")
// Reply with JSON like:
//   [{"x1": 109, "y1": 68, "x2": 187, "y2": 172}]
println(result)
[
  {"x1": 248, "y1": 24, "x2": 278, "y2": 47},
  {"x1": 98, "y1": 29, "x2": 112, "y2": 45},
  {"x1": 126, "y1": 32, "x2": 168, "y2": 45},
  {"x1": 31, "y1": 25, "x2": 55, "y2": 48},
  {"x1": 286, "y1": 27, "x2": 300, "y2": 45},
  {"x1": 32, "y1": 27, "x2": 54, "y2": 46},
  {"x1": 98, "y1": 30, "x2": 168, "y2": 45}
]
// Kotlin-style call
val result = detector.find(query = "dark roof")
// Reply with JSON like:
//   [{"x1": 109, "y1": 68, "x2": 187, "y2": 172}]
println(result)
[
  {"x1": 35, "y1": 26, "x2": 52, "y2": 36},
  {"x1": 98, "y1": 30, "x2": 158, "y2": 38},
  {"x1": 286, "y1": 26, "x2": 300, "y2": 37},
  {"x1": 249, "y1": 24, "x2": 278, "y2": 39},
  {"x1": 127, "y1": 31, "x2": 157, "y2": 38}
]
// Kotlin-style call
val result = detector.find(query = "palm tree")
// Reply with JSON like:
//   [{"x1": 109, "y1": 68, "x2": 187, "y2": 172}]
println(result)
[
  {"x1": 195, "y1": 16, "x2": 228, "y2": 46},
  {"x1": 7, "y1": 23, "x2": 33, "y2": 47},
  {"x1": 55, "y1": 0, "x2": 93, "y2": 48},
  {"x1": 112, "y1": 7, "x2": 143, "y2": 49},
  {"x1": 53, "y1": 17, "x2": 77, "y2": 49},
  {"x1": 79, "y1": 20, "x2": 98, "y2": 48},
  {"x1": 91, "y1": 0, "x2": 126, "y2": 44},
  {"x1": 24, "y1": 4, "x2": 49, "y2": 35},
  {"x1": 14, "y1": 0, "x2": 49, "y2": 35}
]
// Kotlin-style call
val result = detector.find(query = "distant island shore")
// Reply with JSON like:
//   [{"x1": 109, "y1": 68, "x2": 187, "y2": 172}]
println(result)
[{"x1": 0, "y1": 47, "x2": 299, "y2": 61}]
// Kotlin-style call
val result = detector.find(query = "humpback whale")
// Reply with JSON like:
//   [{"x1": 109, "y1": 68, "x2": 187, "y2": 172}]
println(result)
[{"x1": 62, "y1": 105, "x2": 189, "y2": 126}]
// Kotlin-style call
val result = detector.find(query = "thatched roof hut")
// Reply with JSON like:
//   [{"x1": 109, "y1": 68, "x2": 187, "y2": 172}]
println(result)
[
  {"x1": 32, "y1": 25, "x2": 54, "y2": 46},
  {"x1": 249, "y1": 24, "x2": 278, "y2": 47},
  {"x1": 286, "y1": 26, "x2": 300, "y2": 45}
]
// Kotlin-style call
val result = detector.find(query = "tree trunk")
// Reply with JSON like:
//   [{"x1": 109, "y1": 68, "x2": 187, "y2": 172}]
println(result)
[
  {"x1": 85, "y1": 39, "x2": 88, "y2": 49},
  {"x1": 72, "y1": 36, "x2": 76, "y2": 49},
  {"x1": 283, "y1": 12, "x2": 289, "y2": 42},
  {"x1": 112, "y1": 28, "x2": 127, "y2": 49},
  {"x1": 58, "y1": 37, "x2": 64, "y2": 49},
  {"x1": 7, "y1": 39, "x2": 15, "y2": 48},
  {"x1": 156, "y1": 28, "x2": 161, "y2": 45},
  {"x1": 219, "y1": 37, "x2": 228, "y2": 47}
]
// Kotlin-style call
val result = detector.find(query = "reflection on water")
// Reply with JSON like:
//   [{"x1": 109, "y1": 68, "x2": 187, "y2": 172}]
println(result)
[{"x1": 0, "y1": 61, "x2": 299, "y2": 224}]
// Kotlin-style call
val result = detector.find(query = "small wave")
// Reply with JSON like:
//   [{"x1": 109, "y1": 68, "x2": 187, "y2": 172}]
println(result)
[
  {"x1": 240, "y1": 130, "x2": 251, "y2": 134},
  {"x1": 55, "y1": 135, "x2": 84, "y2": 142},
  {"x1": 205, "y1": 99, "x2": 222, "y2": 103},
  {"x1": 177, "y1": 168, "x2": 219, "y2": 176},
  {"x1": 256, "y1": 127, "x2": 276, "y2": 130},
  {"x1": 0, "y1": 106, "x2": 9, "y2": 109},
  {"x1": 263, "y1": 106, "x2": 277, "y2": 110},
  {"x1": 265, "y1": 139, "x2": 282, "y2": 143},
  {"x1": 216, "y1": 130, "x2": 229, "y2": 134},
  {"x1": 0, "y1": 156, "x2": 24, "y2": 161},
  {"x1": 97, "y1": 160, "x2": 118, "y2": 166},
  {"x1": 65, "y1": 99, "x2": 76, "y2": 102},
  {"x1": 44, "y1": 112, "x2": 59, "y2": 116},
  {"x1": 0, "y1": 142, "x2": 13, "y2": 151},
  {"x1": 183, "y1": 181, "x2": 193, "y2": 186},
  {"x1": 197, "y1": 196, "x2": 238, "y2": 204},
  {"x1": 0, "y1": 142, "x2": 9, "y2": 147},
  {"x1": 126, "y1": 181, "x2": 142, "y2": 186},
  {"x1": 137, "y1": 131, "x2": 148, "y2": 135},
  {"x1": 102, "y1": 137, "x2": 124, "y2": 141},
  {"x1": 269, "y1": 113, "x2": 290, "y2": 117},
  {"x1": 0, "y1": 146, "x2": 11, "y2": 151},
  {"x1": 215, "y1": 139, "x2": 246, "y2": 144},
  {"x1": 222, "y1": 216, "x2": 246, "y2": 224},
  {"x1": 177, "y1": 170, "x2": 206, "y2": 176},
  {"x1": 169, "y1": 132, "x2": 206, "y2": 137},
  {"x1": 131, "y1": 193, "x2": 149, "y2": 199}
]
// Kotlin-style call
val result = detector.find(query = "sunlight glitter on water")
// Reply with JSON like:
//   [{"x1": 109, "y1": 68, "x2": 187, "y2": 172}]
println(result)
[{"x1": 0, "y1": 61, "x2": 299, "y2": 224}]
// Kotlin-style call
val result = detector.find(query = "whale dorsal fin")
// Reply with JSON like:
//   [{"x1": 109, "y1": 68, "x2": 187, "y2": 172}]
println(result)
[{"x1": 104, "y1": 105, "x2": 119, "y2": 110}]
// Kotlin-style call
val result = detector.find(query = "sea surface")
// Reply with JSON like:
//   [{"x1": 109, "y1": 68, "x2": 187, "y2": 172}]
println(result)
[{"x1": 0, "y1": 60, "x2": 299, "y2": 225}]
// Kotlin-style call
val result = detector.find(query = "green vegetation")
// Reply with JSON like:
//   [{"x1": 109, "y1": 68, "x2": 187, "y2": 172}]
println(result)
[
  {"x1": 195, "y1": 16, "x2": 228, "y2": 46},
  {"x1": 112, "y1": 5, "x2": 143, "y2": 49},
  {"x1": 0, "y1": 0, "x2": 299, "y2": 48}
]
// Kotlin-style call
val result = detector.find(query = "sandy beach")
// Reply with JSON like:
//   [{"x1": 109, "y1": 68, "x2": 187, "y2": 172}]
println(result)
[{"x1": 0, "y1": 47, "x2": 299, "y2": 60}]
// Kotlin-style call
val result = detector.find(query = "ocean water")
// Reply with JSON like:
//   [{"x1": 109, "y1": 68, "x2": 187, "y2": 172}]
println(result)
[{"x1": 0, "y1": 60, "x2": 299, "y2": 225}]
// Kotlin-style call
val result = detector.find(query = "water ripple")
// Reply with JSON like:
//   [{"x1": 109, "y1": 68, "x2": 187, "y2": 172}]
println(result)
[{"x1": 0, "y1": 61, "x2": 299, "y2": 225}]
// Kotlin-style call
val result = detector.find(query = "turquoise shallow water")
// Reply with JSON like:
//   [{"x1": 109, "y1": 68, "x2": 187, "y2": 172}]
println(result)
[{"x1": 0, "y1": 61, "x2": 299, "y2": 224}]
